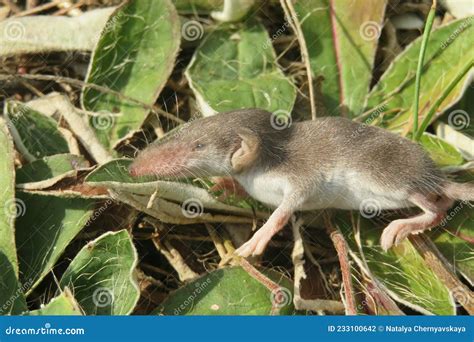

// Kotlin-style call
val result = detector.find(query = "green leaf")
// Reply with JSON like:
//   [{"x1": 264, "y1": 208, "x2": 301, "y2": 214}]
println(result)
[
  {"x1": 337, "y1": 215, "x2": 454, "y2": 315},
  {"x1": 156, "y1": 267, "x2": 294, "y2": 315},
  {"x1": 86, "y1": 159, "x2": 153, "y2": 184},
  {"x1": 4, "y1": 101, "x2": 69, "y2": 161},
  {"x1": 85, "y1": 159, "x2": 262, "y2": 217},
  {"x1": 419, "y1": 133, "x2": 464, "y2": 167},
  {"x1": 293, "y1": 0, "x2": 387, "y2": 117},
  {"x1": 28, "y1": 288, "x2": 82, "y2": 316},
  {"x1": 0, "y1": 8, "x2": 114, "y2": 57},
  {"x1": 0, "y1": 119, "x2": 27, "y2": 315},
  {"x1": 174, "y1": 0, "x2": 223, "y2": 14},
  {"x1": 82, "y1": 0, "x2": 181, "y2": 148},
  {"x1": 429, "y1": 201, "x2": 474, "y2": 285},
  {"x1": 438, "y1": 86, "x2": 474, "y2": 138},
  {"x1": 59, "y1": 230, "x2": 140, "y2": 315},
  {"x1": 84, "y1": 158, "x2": 261, "y2": 225},
  {"x1": 16, "y1": 192, "x2": 94, "y2": 293},
  {"x1": 210, "y1": 0, "x2": 255, "y2": 22},
  {"x1": 435, "y1": 121, "x2": 473, "y2": 161},
  {"x1": 186, "y1": 21, "x2": 296, "y2": 116},
  {"x1": 365, "y1": 17, "x2": 474, "y2": 133},
  {"x1": 16, "y1": 154, "x2": 89, "y2": 190}
]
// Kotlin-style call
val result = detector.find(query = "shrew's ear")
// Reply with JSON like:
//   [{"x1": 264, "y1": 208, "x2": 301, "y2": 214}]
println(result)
[{"x1": 231, "y1": 128, "x2": 260, "y2": 173}]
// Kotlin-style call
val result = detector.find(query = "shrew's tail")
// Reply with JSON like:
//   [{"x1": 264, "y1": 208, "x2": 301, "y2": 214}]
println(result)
[{"x1": 443, "y1": 181, "x2": 474, "y2": 202}]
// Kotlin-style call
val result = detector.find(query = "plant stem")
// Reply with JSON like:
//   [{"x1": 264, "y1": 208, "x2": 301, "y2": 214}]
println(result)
[
  {"x1": 280, "y1": 0, "x2": 317, "y2": 120},
  {"x1": 415, "y1": 60, "x2": 473, "y2": 140},
  {"x1": 324, "y1": 213, "x2": 357, "y2": 315},
  {"x1": 0, "y1": 73, "x2": 185, "y2": 124},
  {"x1": 412, "y1": 0, "x2": 437, "y2": 140}
]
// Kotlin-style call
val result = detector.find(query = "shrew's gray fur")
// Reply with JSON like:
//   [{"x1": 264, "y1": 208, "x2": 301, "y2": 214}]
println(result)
[{"x1": 130, "y1": 109, "x2": 473, "y2": 257}]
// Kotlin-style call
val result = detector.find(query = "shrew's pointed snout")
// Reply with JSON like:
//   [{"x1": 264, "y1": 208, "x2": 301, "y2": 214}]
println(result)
[
  {"x1": 128, "y1": 162, "x2": 140, "y2": 177},
  {"x1": 128, "y1": 143, "x2": 190, "y2": 178},
  {"x1": 128, "y1": 156, "x2": 150, "y2": 177},
  {"x1": 128, "y1": 148, "x2": 160, "y2": 177}
]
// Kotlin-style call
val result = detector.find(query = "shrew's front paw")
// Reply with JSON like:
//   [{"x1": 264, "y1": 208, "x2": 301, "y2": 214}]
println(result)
[{"x1": 210, "y1": 177, "x2": 249, "y2": 201}]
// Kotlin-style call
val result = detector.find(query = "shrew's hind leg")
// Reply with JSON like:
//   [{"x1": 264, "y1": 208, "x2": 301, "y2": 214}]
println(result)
[{"x1": 380, "y1": 193, "x2": 453, "y2": 251}]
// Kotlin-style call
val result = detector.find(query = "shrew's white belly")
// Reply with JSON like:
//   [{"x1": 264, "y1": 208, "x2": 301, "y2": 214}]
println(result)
[
  {"x1": 235, "y1": 171, "x2": 290, "y2": 208},
  {"x1": 235, "y1": 170, "x2": 412, "y2": 210}
]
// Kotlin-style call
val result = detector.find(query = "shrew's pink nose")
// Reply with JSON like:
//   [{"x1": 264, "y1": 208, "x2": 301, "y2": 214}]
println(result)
[
  {"x1": 128, "y1": 164, "x2": 139, "y2": 177},
  {"x1": 128, "y1": 144, "x2": 189, "y2": 178}
]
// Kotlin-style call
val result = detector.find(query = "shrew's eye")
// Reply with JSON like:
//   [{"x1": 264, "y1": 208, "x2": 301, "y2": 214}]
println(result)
[{"x1": 195, "y1": 142, "x2": 205, "y2": 150}]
